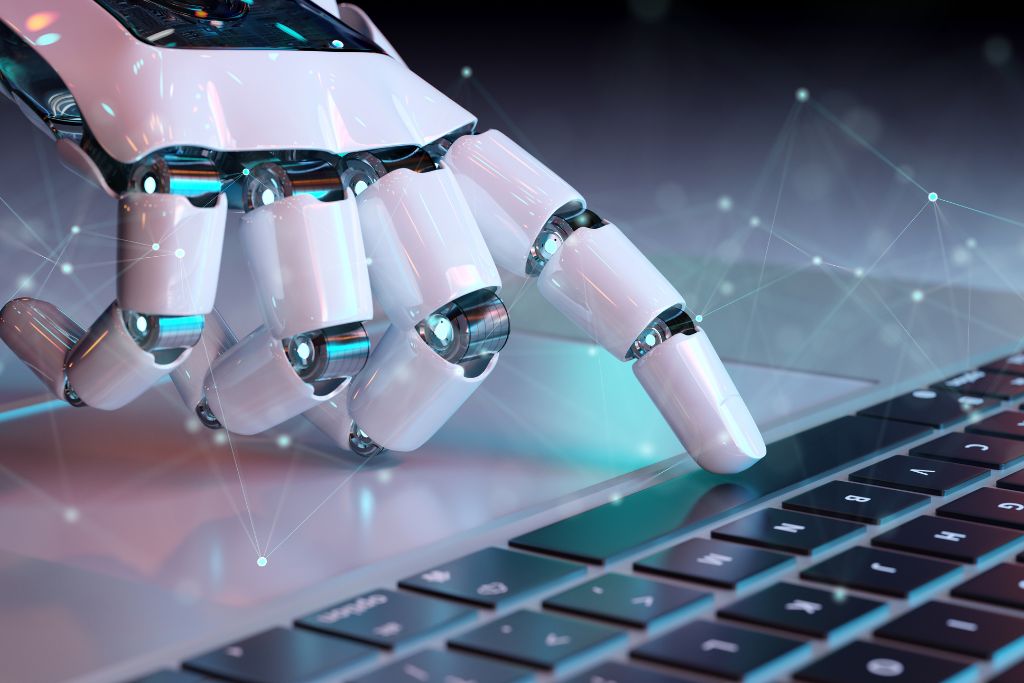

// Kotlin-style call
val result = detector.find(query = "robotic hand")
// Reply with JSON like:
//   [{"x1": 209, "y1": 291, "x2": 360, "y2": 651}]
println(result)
[{"x1": 0, "y1": 0, "x2": 766, "y2": 473}]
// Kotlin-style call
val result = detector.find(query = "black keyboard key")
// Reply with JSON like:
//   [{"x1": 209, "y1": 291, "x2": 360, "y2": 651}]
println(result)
[
  {"x1": 783, "y1": 481, "x2": 928, "y2": 524},
  {"x1": 449, "y1": 610, "x2": 626, "y2": 672},
  {"x1": 296, "y1": 588, "x2": 475, "y2": 650},
  {"x1": 129, "y1": 673, "x2": 209, "y2": 683},
  {"x1": 719, "y1": 582, "x2": 887, "y2": 641},
  {"x1": 952, "y1": 563, "x2": 1024, "y2": 609},
  {"x1": 398, "y1": 547, "x2": 584, "y2": 608},
  {"x1": 937, "y1": 486, "x2": 1024, "y2": 531},
  {"x1": 543, "y1": 573, "x2": 711, "y2": 630},
  {"x1": 983, "y1": 353, "x2": 1024, "y2": 376},
  {"x1": 849, "y1": 455, "x2": 988, "y2": 496},
  {"x1": 998, "y1": 468, "x2": 1024, "y2": 492},
  {"x1": 876, "y1": 600, "x2": 1024, "y2": 660},
  {"x1": 992, "y1": 659, "x2": 1024, "y2": 683},
  {"x1": 712, "y1": 508, "x2": 864, "y2": 556},
  {"x1": 351, "y1": 649, "x2": 535, "y2": 683},
  {"x1": 910, "y1": 432, "x2": 1024, "y2": 469},
  {"x1": 183, "y1": 627, "x2": 376, "y2": 683},
  {"x1": 563, "y1": 661, "x2": 694, "y2": 683},
  {"x1": 635, "y1": 538, "x2": 794, "y2": 590},
  {"x1": 794, "y1": 640, "x2": 974, "y2": 683},
  {"x1": 934, "y1": 370, "x2": 1024, "y2": 400},
  {"x1": 858, "y1": 388, "x2": 996, "y2": 428},
  {"x1": 511, "y1": 416, "x2": 928, "y2": 563},
  {"x1": 801, "y1": 546, "x2": 961, "y2": 599},
  {"x1": 967, "y1": 410, "x2": 1024, "y2": 441},
  {"x1": 632, "y1": 619, "x2": 810, "y2": 680},
  {"x1": 872, "y1": 515, "x2": 1022, "y2": 563}
]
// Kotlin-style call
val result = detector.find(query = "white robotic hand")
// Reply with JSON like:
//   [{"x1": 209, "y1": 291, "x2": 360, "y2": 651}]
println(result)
[{"x1": 0, "y1": 0, "x2": 765, "y2": 473}]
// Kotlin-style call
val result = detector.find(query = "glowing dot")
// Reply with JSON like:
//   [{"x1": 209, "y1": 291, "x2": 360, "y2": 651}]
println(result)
[
  {"x1": 694, "y1": 314, "x2": 704, "y2": 323},
  {"x1": 911, "y1": 289, "x2": 924, "y2": 302},
  {"x1": 377, "y1": 469, "x2": 392, "y2": 483},
  {"x1": 276, "y1": 434, "x2": 292, "y2": 448},
  {"x1": 143, "y1": 175, "x2": 157, "y2": 194},
  {"x1": 543, "y1": 234, "x2": 561, "y2": 255},
  {"x1": 717, "y1": 195, "x2": 733, "y2": 212},
  {"x1": 261, "y1": 189, "x2": 276, "y2": 206},
  {"x1": 365, "y1": 257, "x2": 373, "y2": 266},
  {"x1": 720, "y1": 281, "x2": 735, "y2": 296},
  {"x1": 461, "y1": 65, "x2": 473, "y2": 78},
  {"x1": 135, "y1": 316, "x2": 148, "y2": 333},
  {"x1": 928, "y1": 191, "x2": 938, "y2": 202},
  {"x1": 643, "y1": 332, "x2": 657, "y2": 346},
  {"x1": 60, "y1": 263, "x2": 73, "y2": 275},
  {"x1": 185, "y1": 417, "x2": 201, "y2": 433},
  {"x1": 610, "y1": 491, "x2": 622, "y2": 503},
  {"x1": 966, "y1": 237, "x2": 977, "y2": 249},
  {"x1": 812, "y1": 255, "x2": 823, "y2": 266},
  {"x1": 275, "y1": 22, "x2": 307, "y2": 42},
  {"x1": 241, "y1": 168, "x2": 251, "y2": 176},
  {"x1": 795, "y1": 87, "x2": 810, "y2": 102},
  {"x1": 854, "y1": 267, "x2": 865, "y2": 278},
  {"x1": 101, "y1": 102, "x2": 115, "y2": 117},
  {"x1": 913, "y1": 389, "x2": 938, "y2": 399},
  {"x1": 26, "y1": 11, "x2": 58, "y2": 32},
  {"x1": 587, "y1": 346, "x2": 599, "y2": 357},
  {"x1": 352, "y1": 179, "x2": 368, "y2": 195},
  {"x1": 256, "y1": 556, "x2": 268, "y2": 567},
  {"x1": 833, "y1": 587, "x2": 847, "y2": 603},
  {"x1": 296, "y1": 341, "x2": 311, "y2": 360},
  {"x1": 175, "y1": 248, "x2": 186, "y2": 259},
  {"x1": 70, "y1": 225, "x2": 80, "y2": 235},
  {"x1": 330, "y1": 39, "x2": 344, "y2": 49},
  {"x1": 749, "y1": 215, "x2": 761, "y2": 227},
  {"x1": 151, "y1": 242, "x2": 160, "y2": 251},
  {"x1": 63, "y1": 507, "x2": 80, "y2": 523},
  {"x1": 18, "y1": 275, "x2": 33, "y2": 289},
  {"x1": 214, "y1": 432, "x2": 228, "y2": 445},
  {"x1": 35, "y1": 32, "x2": 60, "y2": 46}
]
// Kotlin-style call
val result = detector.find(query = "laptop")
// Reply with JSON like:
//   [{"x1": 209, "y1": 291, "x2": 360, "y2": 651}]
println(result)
[{"x1": 4, "y1": 8, "x2": 1024, "y2": 683}]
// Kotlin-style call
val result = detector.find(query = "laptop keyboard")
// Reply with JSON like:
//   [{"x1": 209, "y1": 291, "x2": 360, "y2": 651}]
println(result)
[{"x1": 132, "y1": 357, "x2": 1024, "y2": 683}]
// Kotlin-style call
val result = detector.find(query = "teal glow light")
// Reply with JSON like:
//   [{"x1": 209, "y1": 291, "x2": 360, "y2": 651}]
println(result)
[
  {"x1": 330, "y1": 39, "x2": 344, "y2": 49},
  {"x1": 928, "y1": 191, "x2": 939, "y2": 202},
  {"x1": 0, "y1": 400, "x2": 69, "y2": 425},
  {"x1": 694, "y1": 314, "x2": 703, "y2": 323},
  {"x1": 256, "y1": 556, "x2": 268, "y2": 567},
  {"x1": 168, "y1": 176, "x2": 222, "y2": 196},
  {"x1": 275, "y1": 23, "x2": 307, "y2": 42},
  {"x1": 159, "y1": 314, "x2": 204, "y2": 334},
  {"x1": 36, "y1": 33, "x2": 60, "y2": 46},
  {"x1": 101, "y1": 102, "x2": 115, "y2": 117}
]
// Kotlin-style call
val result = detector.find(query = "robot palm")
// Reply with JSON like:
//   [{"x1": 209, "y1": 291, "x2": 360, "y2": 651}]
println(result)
[{"x1": 0, "y1": 0, "x2": 765, "y2": 473}]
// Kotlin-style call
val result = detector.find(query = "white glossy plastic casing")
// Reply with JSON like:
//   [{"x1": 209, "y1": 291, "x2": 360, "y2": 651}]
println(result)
[
  {"x1": 171, "y1": 309, "x2": 237, "y2": 413},
  {"x1": 0, "y1": 2, "x2": 475, "y2": 163},
  {"x1": 444, "y1": 129, "x2": 585, "y2": 274},
  {"x1": 634, "y1": 328, "x2": 766, "y2": 474},
  {"x1": 241, "y1": 194, "x2": 372, "y2": 339},
  {"x1": 0, "y1": 298, "x2": 83, "y2": 397},
  {"x1": 349, "y1": 326, "x2": 498, "y2": 451},
  {"x1": 117, "y1": 193, "x2": 227, "y2": 316},
  {"x1": 357, "y1": 168, "x2": 501, "y2": 328},
  {"x1": 537, "y1": 223, "x2": 685, "y2": 359},
  {"x1": 203, "y1": 326, "x2": 345, "y2": 435},
  {"x1": 65, "y1": 303, "x2": 190, "y2": 410},
  {"x1": 337, "y1": 3, "x2": 406, "y2": 66},
  {"x1": 302, "y1": 384, "x2": 354, "y2": 450}
]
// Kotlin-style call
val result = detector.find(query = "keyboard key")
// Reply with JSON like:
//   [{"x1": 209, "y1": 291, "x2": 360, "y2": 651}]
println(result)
[
  {"x1": 351, "y1": 649, "x2": 534, "y2": 683},
  {"x1": 511, "y1": 416, "x2": 928, "y2": 563},
  {"x1": 910, "y1": 432, "x2": 1024, "y2": 469},
  {"x1": 632, "y1": 619, "x2": 810, "y2": 680},
  {"x1": 876, "y1": 600, "x2": 1024, "y2": 660},
  {"x1": 937, "y1": 486, "x2": 1024, "y2": 531},
  {"x1": 849, "y1": 455, "x2": 988, "y2": 496},
  {"x1": 183, "y1": 627, "x2": 376, "y2": 683},
  {"x1": 295, "y1": 588, "x2": 475, "y2": 650},
  {"x1": 998, "y1": 468, "x2": 1024, "y2": 492},
  {"x1": 719, "y1": 582, "x2": 887, "y2": 641},
  {"x1": 934, "y1": 369, "x2": 1024, "y2": 400},
  {"x1": 129, "y1": 673, "x2": 208, "y2": 683},
  {"x1": 543, "y1": 573, "x2": 711, "y2": 630},
  {"x1": 563, "y1": 661, "x2": 694, "y2": 683},
  {"x1": 801, "y1": 546, "x2": 961, "y2": 599},
  {"x1": 794, "y1": 640, "x2": 975, "y2": 683},
  {"x1": 398, "y1": 547, "x2": 585, "y2": 608},
  {"x1": 983, "y1": 353, "x2": 1024, "y2": 376},
  {"x1": 712, "y1": 508, "x2": 864, "y2": 556},
  {"x1": 952, "y1": 563, "x2": 1024, "y2": 610},
  {"x1": 873, "y1": 515, "x2": 1022, "y2": 563},
  {"x1": 992, "y1": 659, "x2": 1024, "y2": 683},
  {"x1": 858, "y1": 388, "x2": 996, "y2": 428},
  {"x1": 635, "y1": 538, "x2": 794, "y2": 589},
  {"x1": 449, "y1": 610, "x2": 626, "y2": 672},
  {"x1": 783, "y1": 481, "x2": 928, "y2": 524},
  {"x1": 967, "y1": 410, "x2": 1024, "y2": 441}
]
